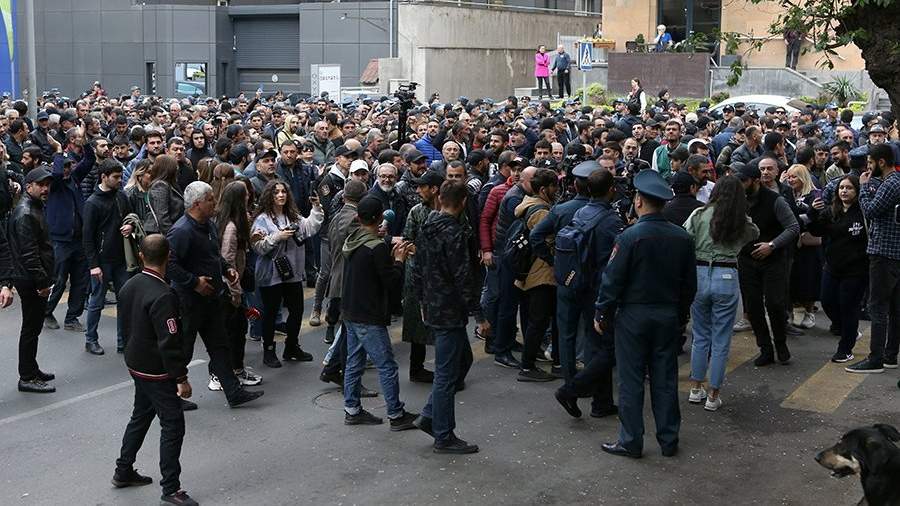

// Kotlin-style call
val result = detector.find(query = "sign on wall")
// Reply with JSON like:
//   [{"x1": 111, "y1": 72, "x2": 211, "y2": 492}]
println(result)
[
  {"x1": 311, "y1": 64, "x2": 341, "y2": 102},
  {"x1": 0, "y1": 0, "x2": 17, "y2": 97}
]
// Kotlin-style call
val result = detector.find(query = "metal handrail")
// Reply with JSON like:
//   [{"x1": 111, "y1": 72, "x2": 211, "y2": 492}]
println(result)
[{"x1": 398, "y1": 0, "x2": 598, "y2": 17}]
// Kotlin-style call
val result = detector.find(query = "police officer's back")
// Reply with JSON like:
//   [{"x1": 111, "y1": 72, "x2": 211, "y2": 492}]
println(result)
[{"x1": 594, "y1": 170, "x2": 696, "y2": 459}]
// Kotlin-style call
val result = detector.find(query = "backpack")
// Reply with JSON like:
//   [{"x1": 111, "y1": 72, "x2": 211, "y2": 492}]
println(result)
[
  {"x1": 503, "y1": 203, "x2": 549, "y2": 282},
  {"x1": 553, "y1": 205, "x2": 613, "y2": 292}
]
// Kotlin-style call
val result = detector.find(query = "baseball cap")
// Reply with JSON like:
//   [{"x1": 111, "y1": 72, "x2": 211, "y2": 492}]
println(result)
[
  {"x1": 334, "y1": 145, "x2": 359, "y2": 158},
  {"x1": 256, "y1": 149, "x2": 277, "y2": 161},
  {"x1": 722, "y1": 105, "x2": 735, "y2": 113},
  {"x1": 25, "y1": 166, "x2": 53, "y2": 184},
  {"x1": 343, "y1": 179, "x2": 367, "y2": 202},
  {"x1": 414, "y1": 170, "x2": 445, "y2": 188},
  {"x1": 356, "y1": 195, "x2": 384, "y2": 223},
  {"x1": 825, "y1": 103, "x2": 839, "y2": 110},
  {"x1": 404, "y1": 149, "x2": 427, "y2": 163},
  {"x1": 734, "y1": 162, "x2": 761, "y2": 181},
  {"x1": 869, "y1": 124, "x2": 886, "y2": 134},
  {"x1": 466, "y1": 149, "x2": 488, "y2": 166},
  {"x1": 36, "y1": 111, "x2": 49, "y2": 121},
  {"x1": 350, "y1": 159, "x2": 369, "y2": 173}
]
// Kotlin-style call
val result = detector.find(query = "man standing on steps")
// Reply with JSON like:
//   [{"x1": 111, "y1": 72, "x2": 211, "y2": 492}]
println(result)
[
  {"x1": 112, "y1": 234, "x2": 199, "y2": 506},
  {"x1": 10, "y1": 166, "x2": 57, "y2": 393},
  {"x1": 166, "y1": 181, "x2": 263, "y2": 410}
]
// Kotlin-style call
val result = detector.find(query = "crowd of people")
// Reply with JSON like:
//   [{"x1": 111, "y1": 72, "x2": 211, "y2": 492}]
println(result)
[{"x1": 1, "y1": 80, "x2": 899, "y2": 504}]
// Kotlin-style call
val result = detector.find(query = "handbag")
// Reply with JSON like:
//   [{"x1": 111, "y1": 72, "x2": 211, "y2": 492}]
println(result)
[{"x1": 272, "y1": 242, "x2": 294, "y2": 281}]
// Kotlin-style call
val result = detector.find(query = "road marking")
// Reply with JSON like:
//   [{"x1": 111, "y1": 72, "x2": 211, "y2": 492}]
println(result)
[
  {"x1": 0, "y1": 359, "x2": 207, "y2": 427},
  {"x1": 678, "y1": 331, "x2": 758, "y2": 392},
  {"x1": 782, "y1": 335, "x2": 871, "y2": 414}
]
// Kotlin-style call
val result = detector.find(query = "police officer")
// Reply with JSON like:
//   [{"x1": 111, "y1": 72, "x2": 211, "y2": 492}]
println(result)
[
  {"x1": 549, "y1": 159, "x2": 623, "y2": 418},
  {"x1": 112, "y1": 235, "x2": 198, "y2": 506},
  {"x1": 594, "y1": 170, "x2": 697, "y2": 458}
]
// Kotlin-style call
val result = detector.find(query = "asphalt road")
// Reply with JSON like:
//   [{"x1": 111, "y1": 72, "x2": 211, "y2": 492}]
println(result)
[{"x1": 1, "y1": 289, "x2": 898, "y2": 505}]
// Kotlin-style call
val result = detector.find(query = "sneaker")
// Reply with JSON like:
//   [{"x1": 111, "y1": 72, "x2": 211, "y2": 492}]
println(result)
[
  {"x1": 549, "y1": 365, "x2": 564, "y2": 378},
  {"x1": 799, "y1": 312, "x2": 816, "y2": 329},
  {"x1": 885, "y1": 358, "x2": 898, "y2": 369},
  {"x1": 413, "y1": 415, "x2": 434, "y2": 436},
  {"x1": 473, "y1": 326, "x2": 485, "y2": 341},
  {"x1": 320, "y1": 370, "x2": 343, "y2": 386},
  {"x1": 493, "y1": 351, "x2": 521, "y2": 369},
  {"x1": 704, "y1": 396, "x2": 723, "y2": 412},
  {"x1": 732, "y1": 319, "x2": 751, "y2": 332},
  {"x1": 434, "y1": 435, "x2": 479, "y2": 454},
  {"x1": 18, "y1": 378, "x2": 55, "y2": 393},
  {"x1": 207, "y1": 375, "x2": 222, "y2": 391},
  {"x1": 323, "y1": 325, "x2": 335, "y2": 344},
  {"x1": 282, "y1": 345, "x2": 313, "y2": 362},
  {"x1": 64, "y1": 320, "x2": 85, "y2": 332},
  {"x1": 44, "y1": 315, "x2": 60, "y2": 330},
  {"x1": 36, "y1": 369, "x2": 55, "y2": 382},
  {"x1": 845, "y1": 358, "x2": 884, "y2": 374},
  {"x1": 410, "y1": 369, "x2": 434, "y2": 383},
  {"x1": 85, "y1": 342, "x2": 105, "y2": 355},
  {"x1": 160, "y1": 490, "x2": 199, "y2": 506},
  {"x1": 775, "y1": 343, "x2": 791, "y2": 365},
  {"x1": 263, "y1": 348, "x2": 282, "y2": 368},
  {"x1": 228, "y1": 388, "x2": 264, "y2": 408},
  {"x1": 389, "y1": 410, "x2": 419, "y2": 432},
  {"x1": 345, "y1": 409, "x2": 383, "y2": 425},
  {"x1": 753, "y1": 354, "x2": 775, "y2": 367},
  {"x1": 517, "y1": 368, "x2": 555, "y2": 382},
  {"x1": 831, "y1": 353, "x2": 854, "y2": 363},
  {"x1": 236, "y1": 368, "x2": 262, "y2": 386},
  {"x1": 688, "y1": 387, "x2": 707, "y2": 404},
  {"x1": 358, "y1": 384, "x2": 379, "y2": 398},
  {"x1": 309, "y1": 309, "x2": 322, "y2": 327},
  {"x1": 111, "y1": 468, "x2": 153, "y2": 488},
  {"x1": 589, "y1": 405, "x2": 618, "y2": 418}
]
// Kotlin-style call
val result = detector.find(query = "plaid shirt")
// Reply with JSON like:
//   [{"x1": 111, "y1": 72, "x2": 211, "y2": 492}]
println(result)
[{"x1": 860, "y1": 171, "x2": 900, "y2": 260}]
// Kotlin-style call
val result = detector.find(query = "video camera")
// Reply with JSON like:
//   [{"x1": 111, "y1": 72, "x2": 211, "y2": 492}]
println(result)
[{"x1": 392, "y1": 82, "x2": 420, "y2": 149}]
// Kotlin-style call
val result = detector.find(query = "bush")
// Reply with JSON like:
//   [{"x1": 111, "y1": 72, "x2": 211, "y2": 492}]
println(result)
[
  {"x1": 710, "y1": 92, "x2": 730, "y2": 104},
  {"x1": 823, "y1": 76, "x2": 862, "y2": 107},
  {"x1": 572, "y1": 83, "x2": 608, "y2": 106}
]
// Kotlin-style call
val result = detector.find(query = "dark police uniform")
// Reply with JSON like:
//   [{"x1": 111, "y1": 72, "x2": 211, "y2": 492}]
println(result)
[
  {"x1": 115, "y1": 267, "x2": 189, "y2": 497},
  {"x1": 594, "y1": 170, "x2": 697, "y2": 457}
]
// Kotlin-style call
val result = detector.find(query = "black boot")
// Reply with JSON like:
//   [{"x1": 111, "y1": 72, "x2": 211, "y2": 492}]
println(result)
[{"x1": 263, "y1": 345, "x2": 282, "y2": 368}]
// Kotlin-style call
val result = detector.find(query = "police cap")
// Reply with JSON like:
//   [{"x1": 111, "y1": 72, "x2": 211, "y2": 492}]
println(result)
[
  {"x1": 572, "y1": 159, "x2": 600, "y2": 178},
  {"x1": 634, "y1": 170, "x2": 674, "y2": 201}
]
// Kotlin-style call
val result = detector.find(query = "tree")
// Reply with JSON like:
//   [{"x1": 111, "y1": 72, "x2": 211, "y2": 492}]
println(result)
[{"x1": 736, "y1": 0, "x2": 900, "y2": 118}]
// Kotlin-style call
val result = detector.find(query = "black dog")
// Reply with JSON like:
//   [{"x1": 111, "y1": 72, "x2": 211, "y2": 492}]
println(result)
[{"x1": 816, "y1": 424, "x2": 900, "y2": 506}]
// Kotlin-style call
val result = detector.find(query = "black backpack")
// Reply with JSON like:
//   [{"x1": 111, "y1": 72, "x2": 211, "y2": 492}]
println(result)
[
  {"x1": 554, "y1": 205, "x2": 614, "y2": 292},
  {"x1": 503, "y1": 203, "x2": 549, "y2": 282}
]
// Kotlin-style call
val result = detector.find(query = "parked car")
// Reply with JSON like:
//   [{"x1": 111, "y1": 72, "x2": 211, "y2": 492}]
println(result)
[
  {"x1": 708, "y1": 95, "x2": 806, "y2": 119},
  {"x1": 176, "y1": 81, "x2": 205, "y2": 96}
]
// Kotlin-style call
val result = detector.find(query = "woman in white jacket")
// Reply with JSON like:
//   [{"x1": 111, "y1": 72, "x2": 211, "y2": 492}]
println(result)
[{"x1": 252, "y1": 179, "x2": 323, "y2": 368}]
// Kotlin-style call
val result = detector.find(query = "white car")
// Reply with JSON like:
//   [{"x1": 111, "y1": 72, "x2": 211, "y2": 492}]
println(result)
[{"x1": 708, "y1": 95, "x2": 806, "y2": 119}]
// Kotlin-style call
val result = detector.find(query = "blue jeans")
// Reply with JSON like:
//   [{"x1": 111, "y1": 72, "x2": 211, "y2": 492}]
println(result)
[
  {"x1": 480, "y1": 262, "x2": 499, "y2": 331},
  {"x1": 690, "y1": 266, "x2": 740, "y2": 390},
  {"x1": 45, "y1": 240, "x2": 90, "y2": 322},
  {"x1": 422, "y1": 326, "x2": 467, "y2": 443},
  {"x1": 343, "y1": 322, "x2": 404, "y2": 418},
  {"x1": 85, "y1": 263, "x2": 131, "y2": 347}
]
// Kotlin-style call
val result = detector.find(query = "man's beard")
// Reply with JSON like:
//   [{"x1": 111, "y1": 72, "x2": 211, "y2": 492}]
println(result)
[{"x1": 378, "y1": 182, "x2": 395, "y2": 193}]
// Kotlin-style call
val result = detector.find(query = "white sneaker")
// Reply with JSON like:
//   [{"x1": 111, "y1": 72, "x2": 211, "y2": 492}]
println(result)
[
  {"x1": 704, "y1": 396, "x2": 723, "y2": 412},
  {"x1": 799, "y1": 312, "x2": 816, "y2": 329},
  {"x1": 207, "y1": 375, "x2": 222, "y2": 391},
  {"x1": 236, "y1": 368, "x2": 262, "y2": 386},
  {"x1": 688, "y1": 387, "x2": 707, "y2": 404},
  {"x1": 733, "y1": 319, "x2": 751, "y2": 332}
]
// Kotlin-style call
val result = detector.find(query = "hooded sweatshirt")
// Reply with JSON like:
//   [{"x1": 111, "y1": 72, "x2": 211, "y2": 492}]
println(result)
[
  {"x1": 340, "y1": 227, "x2": 403, "y2": 326},
  {"x1": 82, "y1": 186, "x2": 132, "y2": 269}
]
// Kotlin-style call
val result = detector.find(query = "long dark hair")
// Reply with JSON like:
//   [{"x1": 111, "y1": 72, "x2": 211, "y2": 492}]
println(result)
[
  {"x1": 216, "y1": 181, "x2": 250, "y2": 251},
  {"x1": 255, "y1": 179, "x2": 300, "y2": 223},
  {"x1": 831, "y1": 175, "x2": 860, "y2": 222},
  {"x1": 706, "y1": 175, "x2": 749, "y2": 245},
  {"x1": 150, "y1": 154, "x2": 178, "y2": 185}
]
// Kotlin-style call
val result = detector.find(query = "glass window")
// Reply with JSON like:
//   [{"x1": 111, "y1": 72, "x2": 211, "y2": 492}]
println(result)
[{"x1": 174, "y1": 63, "x2": 207, "y2": 97}]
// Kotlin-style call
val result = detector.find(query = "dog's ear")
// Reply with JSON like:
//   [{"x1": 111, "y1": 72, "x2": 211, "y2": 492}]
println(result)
[
  {"x1": 858, "y1": 437, "x2": 889, "y2": 473},
  {"x1": 873, "y1": 424, "x2": 900, "y2": 442}
]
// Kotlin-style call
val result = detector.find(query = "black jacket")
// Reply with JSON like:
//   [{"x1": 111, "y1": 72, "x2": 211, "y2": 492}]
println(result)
[
  {"x1": 808, "y1": 202, "x2": 868, "y2": 278},
  {"x1": 8, "y1": 193, "x2": 54, "y2": 288},
  {"x1": 410, "y1": 211, "x2": 479, "y2": 328},
  {"x1": 340, "y1": 227, "x2": 403, "y2": 326},
  {"x1": 120, "y1": 269, "x2": 189, "y2": 382},
  {"x1": 662, "y1": 193, "x2": 703, "y2": 228},
  {"x1": 83, "y1": 186, "x2": 132, "y2": 269},
  {"x1": 367, "y1": 184, "x2": 410, "y2": 241}
]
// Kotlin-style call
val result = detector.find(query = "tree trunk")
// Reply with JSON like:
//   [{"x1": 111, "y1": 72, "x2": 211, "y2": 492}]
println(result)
[{"x1": 841, "y1": 2, "x2": 900, "y2": 119}]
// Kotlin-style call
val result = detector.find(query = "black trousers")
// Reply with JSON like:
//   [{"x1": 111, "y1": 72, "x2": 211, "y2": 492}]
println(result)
[
  {"x1": 259, "y1": 282, "x2": 303, "y2": 350},
  {"x1": 116, "y1": 377, "x2": 185, "y2": 496},
  {"x1": 556, "y1": 70, "x2": 571, "y2": 98},
  {"x1": 867, "y1": 256, "x2": 900, "y2": 364},
  {"x1": 522, "y1": 285, "x2": 556, "y2": 369},
  {"x1": 15, "y1": 281, "x2": 48, "y2": 380},
  {"x1": 411, "y1": 343, "x2": 427, "y2": 373},
  {"x1": 181, "y1": 294, "x2": 242, "y2": 400},
  {"x1": 738, "y1": 252, "x2": 789, "y2": 356},
  {"x1": 536, "y1": 76, "x2": 552, "y2": 99},
  {"x1": 559, "y1": 327, "x2": 615, "y2": 411},
  {"x1": 222, "y1": 298, "x2": 247, "y2": 371},
  {"x1": 785, "y1": 39, "x2": 801, "y2": 69}
]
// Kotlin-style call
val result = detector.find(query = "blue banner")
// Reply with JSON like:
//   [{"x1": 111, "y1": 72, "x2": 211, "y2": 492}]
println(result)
[{"x1": 0, "y1": 0, "x2": 16, "y2": 97}]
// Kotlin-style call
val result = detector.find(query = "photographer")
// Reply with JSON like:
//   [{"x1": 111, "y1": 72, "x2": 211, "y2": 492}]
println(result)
[{"x1": 252, "y1": 180, "x2": 324, "y2": 368}]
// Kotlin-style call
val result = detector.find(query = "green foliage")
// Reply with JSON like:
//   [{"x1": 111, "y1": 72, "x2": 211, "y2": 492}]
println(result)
[
  {"x1": 710, "y1": 91, "x2": 730, "y2": 104},
  {"x1": 571, "y1": 83, "x2": 608, "y2": 106},
  {"x1": 822, "y1": 76, "x2": 862, "y2": 106}
]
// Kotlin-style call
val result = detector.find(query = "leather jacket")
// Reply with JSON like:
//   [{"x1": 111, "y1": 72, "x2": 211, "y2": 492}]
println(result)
[{"x1": 8, "y1": 193, "x2": 54, "y2": 288}]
